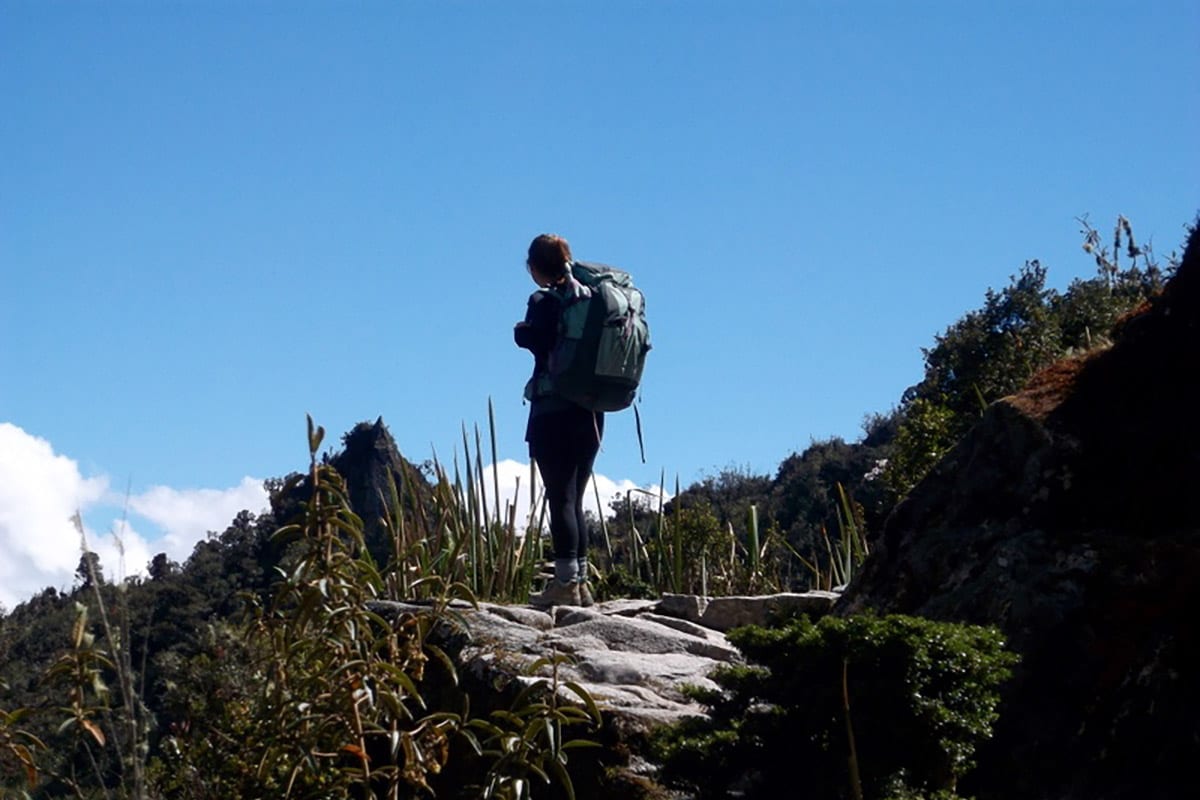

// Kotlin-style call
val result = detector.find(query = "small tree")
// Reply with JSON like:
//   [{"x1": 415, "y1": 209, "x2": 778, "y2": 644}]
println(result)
[
  {"x1": 75, "y1": 551, "x2": 103, "y2": 591},
  {"x1": 884, "y1": 215, "x2": 1174, "y2": 496}
]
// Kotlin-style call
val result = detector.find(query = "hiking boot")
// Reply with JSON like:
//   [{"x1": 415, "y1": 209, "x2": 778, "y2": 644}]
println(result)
[
  {"x1": 528, "y1": 580, "x2": 580, "y2": 609},
  {"x1": 578, "y1": 582, "x2": 595, "y2": 607}
]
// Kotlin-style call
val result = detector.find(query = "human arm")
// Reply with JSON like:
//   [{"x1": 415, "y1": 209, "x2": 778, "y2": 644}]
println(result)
[{"x1": 514, "y1": 290, "x2": 559, "y2": 354}]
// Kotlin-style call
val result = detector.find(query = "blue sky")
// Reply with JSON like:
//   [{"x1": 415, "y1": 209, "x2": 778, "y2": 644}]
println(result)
[{"x1": 2, "y1": 0, "x2": 1197, "y2": 608}]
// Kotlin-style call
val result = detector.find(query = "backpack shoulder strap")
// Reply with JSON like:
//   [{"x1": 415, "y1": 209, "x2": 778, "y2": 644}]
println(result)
[{"x1": 548, "y1": 274, "x2": 591, "y2": 306}]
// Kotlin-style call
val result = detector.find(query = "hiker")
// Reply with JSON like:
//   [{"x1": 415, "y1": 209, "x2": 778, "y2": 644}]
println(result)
[{"x1": 515, "y1": 233, "x2": 603, "y2": 608}]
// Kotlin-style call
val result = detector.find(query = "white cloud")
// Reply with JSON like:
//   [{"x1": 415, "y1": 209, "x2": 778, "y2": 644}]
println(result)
[
  {"x1": 128, "y1": 477, "x2": 268, "y2": 562},
  {"x1": 590, "y1": 471, "x2": 672, "y2": 518},
  {"x1": 0, "y1": 423, "x2": 109, "y2": 610},
  {"x1": 0, "y1": 423, "x2": 269, "y2": 612},
  {"x1": 88, "y1": 516, "x2": 154, "y2": 590}
]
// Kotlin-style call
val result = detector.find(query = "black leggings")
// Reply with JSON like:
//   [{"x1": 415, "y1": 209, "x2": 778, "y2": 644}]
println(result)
[{"x1": 529, "y1": 408, "x2": 603, "y2": 574}]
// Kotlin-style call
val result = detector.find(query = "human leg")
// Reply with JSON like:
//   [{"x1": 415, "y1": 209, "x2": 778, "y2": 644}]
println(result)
[
  {"x1": 528, "y1": 409, "x2": 602, "y2": 607},
  {"x1": 572, "y1": 413, "x2": 602, "y2": 605},
  {"x1": 530, "y1": 418, "x2": 584, "y2": 585},
  {"x1": 572, "y1": 430, "x2": 600, "y2": 584},
  {"x1": 528, "y1": 439, "x2": 581, "y2": 607}
]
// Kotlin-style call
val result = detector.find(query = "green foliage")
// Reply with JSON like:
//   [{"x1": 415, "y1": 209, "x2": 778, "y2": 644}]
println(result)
[
  {"x1": 676, "y1": 467, "x2": 773, "y2": 547},
  {"x1": 154, "y1": 416, "x2": 468, "y2": 799},
  {"x1": 652, "y1": 501, "x2": 793, "y2": 597},
  {"x1": 920, "y1": 260, "x2": 1060, "y2": 419},
  {"x1": 654, "y1": 613, "x2": 1019, "y2": 800},
  {"x1": 593, "y1": 566, "x2": 655, "y2": 601},
  {"x1": 3, "y1": 412, "x2": 612, "y2": 799},
  {"x1": 882, "y1": 398, "x2": 957, "y2": 498},
  {"x1": 788, "y1": 482, "x2": 872, "y2": 591},
  {"x1": 28, "y1": 511, "x2": 156, "y2": 800},
  {"x1": 463, "y1": 652, "x2": 601, "y2": 800},
  {"x1": 657, "y1": 504, "x2": 724, "y2": 595},
  {"x1": 1, "y1": 677, "x2": 44, "y2": 794},
  {"x1": 597, "y1": 464, "x2": 806, "y2": 598},
  {"x1": 40, "y1": 603, "x2": 115, "y2": 790},
  {"x1": 600, "y1": 488, "x2": 664, "y2": 591},
  {"x1": 766, "y1": 432, "x2": 894, "y2": 584},
  {"x1": 142, "y1": 416, "x2": 601, "y2": 800},
  {"x1": 599, "y1": 445, "x2": 894, "y2": 598},
  {"x1": 884, "y1": 215, "x2": 1171, "y2": 496},
  {"x1": 598, "y1": 449, "x2": 884, "y2": 597},
  {"x1": 375, "y1": 401, "x2": 545, "y2": 605}
]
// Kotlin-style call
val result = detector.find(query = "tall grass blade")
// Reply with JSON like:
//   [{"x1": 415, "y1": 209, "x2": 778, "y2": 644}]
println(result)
[
  {"x1": 748, "y1": 504, "x2": 760, "y2": 577},
  {"x1": 454, "y1": 436, "x2": 478, "y2": 594},
  {"x1": 384, "y1": 470, "x2": 409, "y2": 597},
  {"x1": 834, "y1": 482, "x2": 869, "y2": 585},
  {"x1": 488, "y1": 398, "x2": 502, "y2": 531},
  {"x1": 672, "y1": 474, "x2": 682, "y2": 594},
  {"x1": 472, "y1": 423, "x2": 495, "y2": 598},
  {"x1": 591, "y1": 474, "x2": 613, "y2": 564},
  {"x1": 822, "y1": 525, "x2": 844, "y2": 589}
]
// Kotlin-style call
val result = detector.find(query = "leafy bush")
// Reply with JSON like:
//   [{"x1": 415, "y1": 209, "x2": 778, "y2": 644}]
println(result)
[
  {"x1": 594, "y1": 566, "x2": 656, "y2": 601},
  {"x1": 1, "y1": 677, "x2": 43, "y2": 793},
  {"x1": 654, "y1": 614, "x2": 1019, "y2": 800},
  {"x1": 151, "y1": 417, "x2": 470, "y2": 799},
  {"x1": 883, "y1": 215, "x2": 1174, "y2": 496},
  {"x1": 463, "y1": 652, "x2": 601, "y2": 800},
  {"x1": 146, "y1": 417, "x2": 600, "y2": 800},
  {"x1": 882, "y1": 398, "x2": 957, "y2": 498}
]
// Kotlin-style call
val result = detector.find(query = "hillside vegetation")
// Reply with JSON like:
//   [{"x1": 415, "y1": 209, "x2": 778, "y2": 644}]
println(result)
[{"x1": 1, "y1": 216, "x2": 1188, "y2": 799}]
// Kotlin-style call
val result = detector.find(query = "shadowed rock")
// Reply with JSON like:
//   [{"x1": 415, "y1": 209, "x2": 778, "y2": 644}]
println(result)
[
  {"x1": 838, "y1": 221, "x2": 1200, "y2": 800},
  {"x1": 329, "y1": 418, "x2": 433, "y2": 565}
]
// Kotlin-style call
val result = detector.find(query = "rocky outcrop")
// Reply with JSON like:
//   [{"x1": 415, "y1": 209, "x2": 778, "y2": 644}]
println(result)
[
  {"x1": 330, "y1": 418, "x2": 433, "y2": 564},
  {"x1": 269, "y1": 418, "x2": 433, "y2": 566},
  {"x1": 838, "y1": 222, "x2": 1200, "y2": 800},
  {"x1": 370, "y1": 591, "x2": 839, "y2": 798},
  {"x1": 372, "y1": 592, "x2": 838, "y2": 728}
]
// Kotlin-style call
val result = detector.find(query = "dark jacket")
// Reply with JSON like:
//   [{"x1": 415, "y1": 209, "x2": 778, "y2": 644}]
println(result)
[{"x1": 515, "y1": 288, "x2": 601, "y2": 444}]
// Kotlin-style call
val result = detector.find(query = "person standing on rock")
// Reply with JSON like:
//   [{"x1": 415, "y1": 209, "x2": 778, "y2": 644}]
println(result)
[{"x1": 514, "y1": 233, "x2": 603, "y2": 608}]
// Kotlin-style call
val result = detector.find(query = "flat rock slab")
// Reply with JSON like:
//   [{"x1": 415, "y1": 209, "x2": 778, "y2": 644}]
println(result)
[
  {"x1": 698, "y1": 592, "x2": 840, "y2": 631},
  {"x1": 371, "y1": 592, "x2": 838, "y2": 730}
]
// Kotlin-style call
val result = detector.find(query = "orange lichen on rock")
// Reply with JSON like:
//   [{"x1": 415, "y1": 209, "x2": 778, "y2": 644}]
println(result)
[{"x1": 1006, "y1": 352, "x2": 1094, "y2": 421}]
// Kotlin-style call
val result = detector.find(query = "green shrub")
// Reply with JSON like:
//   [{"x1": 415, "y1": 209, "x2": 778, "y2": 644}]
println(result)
[
  {"x1": 148, "y1": 417, "x2": 601, "y2": 800},
  {"x1": 150, "y1": 419, "x2": 462, "y2": 799},
  {"x1": 1, "y1": 677, "x2": 43, "y2": 794},
  {"x1": 654, "y1": 613, "x2": 1018, "y2": 800},
  {"x1": 595, "y1": 566, "x2": 656, "y2": 601}
]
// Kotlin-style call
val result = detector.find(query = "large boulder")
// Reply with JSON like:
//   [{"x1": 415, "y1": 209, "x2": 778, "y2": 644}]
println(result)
[
  {"x1": 838, "y1": 222, "x2": 1200, "y2": 799},
  {"x1": 371, "y1": 597, "x2": 743, "y2": 730},
  {"x1": 370, "y1": 590, "x2": 838, "y2": 799}
]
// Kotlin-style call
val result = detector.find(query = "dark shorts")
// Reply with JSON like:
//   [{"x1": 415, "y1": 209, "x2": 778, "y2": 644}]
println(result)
[{"x1": 527, "y1": 404, "x2": 604, "y2": 458}]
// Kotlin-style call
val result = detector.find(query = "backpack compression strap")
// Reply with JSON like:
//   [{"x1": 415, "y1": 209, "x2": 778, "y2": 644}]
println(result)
[{"x1": 634, "y1": 403, "x2": 645, "y2": 464}]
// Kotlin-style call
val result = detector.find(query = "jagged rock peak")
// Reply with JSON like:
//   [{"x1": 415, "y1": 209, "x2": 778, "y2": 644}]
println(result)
[
  {"x1": 338, "y1": 416, "x2": 400, "y2": 460},
  {"x1": 328, "y1": 418, "x2": 430, "y2": 564}
]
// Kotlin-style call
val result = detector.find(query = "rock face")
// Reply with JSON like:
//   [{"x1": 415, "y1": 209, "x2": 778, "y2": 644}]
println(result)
[
  {"x1": 838, "y1": 224, "x2": 1200, "y2": 800},
  {"x1": 271, "y1": 418, "x2": 433, "y2": 567},
  {"x1": 370, "y1": 591, "x2": 838, "y2": 798},
  {"x1": 329, "y1": 418, "x2": 433, "y2": 565}
]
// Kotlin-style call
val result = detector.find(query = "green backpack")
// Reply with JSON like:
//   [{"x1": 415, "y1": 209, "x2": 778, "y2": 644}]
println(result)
[{"x1": 545, "y1": 260, "x2": 651, "y2": 413}]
